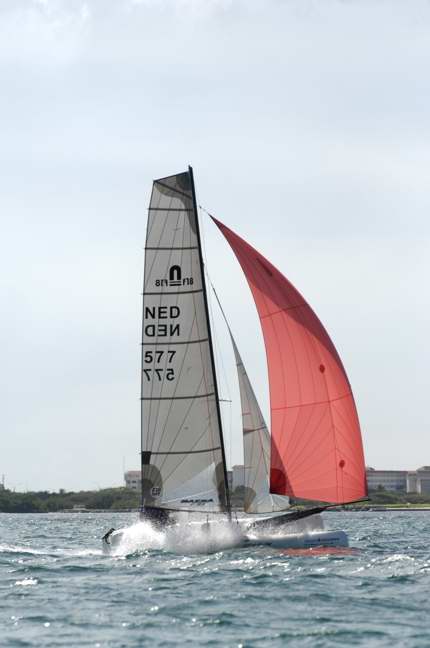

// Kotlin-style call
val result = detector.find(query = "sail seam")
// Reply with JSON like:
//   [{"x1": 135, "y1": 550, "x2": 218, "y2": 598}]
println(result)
[
  {"x1": 243, "y1": 425, "x2": 267, "y2": 435},
  {"x1": 260, "y1": 303, "x2": 305, "y2": 319},
  {"x1": 141, "y1": 391, "x2": 215, "y2": 401},
  {"x1": 151, "y1": 446, "x2": 221, "y2": 455},
  {"x1": 144, "y1": 288, "x2": 203, "y2": 296},
  {"x1": 143, "y1": 504, "x2": 229, "y2": 515},
  {"x1": 142, "y1": 337, "x2": 209, "y2": 346},
  {"x1": 271, "y1": 392, "x2": 352, "y2": 410},
  {"x1": 145, "y1": 246, "x2": 198, "y2": 250},
  {"x1": 148, "y1": 207, "x2": 193, "y2": 212}
]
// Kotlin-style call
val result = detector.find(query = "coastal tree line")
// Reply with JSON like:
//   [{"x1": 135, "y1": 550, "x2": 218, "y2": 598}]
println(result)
[{"x1": 1, "y1": 486, "x2": 430, "y2": 513}]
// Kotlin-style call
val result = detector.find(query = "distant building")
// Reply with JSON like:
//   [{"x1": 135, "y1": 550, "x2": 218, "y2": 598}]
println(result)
[
  {"x1": 406, "y1": 466, "x2": 430, "y2": 494},
  {"x1": 366, "y1": 468, "x2": 407, "y2": 492},
  {"x1": 125, "y1": 470, "x2": 141, "y2": 491},
  {"x1": 366, "y1": 466, "x2": 430, "y2": 494},
  {"x1": 125, "y1": 466, "x2": 430, "y2": 495}
]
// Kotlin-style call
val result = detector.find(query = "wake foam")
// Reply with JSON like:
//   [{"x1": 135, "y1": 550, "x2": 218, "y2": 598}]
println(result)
[
  {"x1": 0, "y1": 543, "x2": 48, "y2": 556},
  {"x1": 0, "y1": 543, "x2": 103, "y2": 559},
  {"x1": 110, "y1": 520, "x2": 245, "y2": 556},
  {"x1": 107, "y1": 513, "x2": 326, "y2": 556}
]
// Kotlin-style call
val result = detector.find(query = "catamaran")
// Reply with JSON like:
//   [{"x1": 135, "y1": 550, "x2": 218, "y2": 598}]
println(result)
[{"x1": 102, "y1": 167, "x2": 367, "y2": 553}]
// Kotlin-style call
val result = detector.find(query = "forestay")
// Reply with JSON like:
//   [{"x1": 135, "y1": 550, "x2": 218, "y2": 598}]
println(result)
[{"x1": 141, "y1": 170, "x2": 229, "y2": 513}]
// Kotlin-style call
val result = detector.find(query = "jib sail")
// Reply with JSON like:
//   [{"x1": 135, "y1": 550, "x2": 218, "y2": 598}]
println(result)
[{"x1": 211, "y1": 286, "x2": 289, "y2": 514}]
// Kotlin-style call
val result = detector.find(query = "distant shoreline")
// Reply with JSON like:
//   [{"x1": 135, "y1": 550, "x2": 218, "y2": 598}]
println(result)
[
  {"x1": 325, "y1": 506, "x2": 430, "y2": 512},
  {"x1": 2, "y1": 486, "x2": 430, "y2": 514},
  {"x1": 3, "y1": 506, "x2": 430, "y2": 515},
  {"x1": 0, "y1": 487, "x2": 140, "y2": 514}
]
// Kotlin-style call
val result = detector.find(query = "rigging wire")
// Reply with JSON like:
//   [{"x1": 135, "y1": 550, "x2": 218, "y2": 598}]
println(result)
[
  {"x1": 205, "y1": 265, "x2": 234, "y2": 470},
  {"x1": 198, "y1": 205, "x2": 235, "y2": 470}
]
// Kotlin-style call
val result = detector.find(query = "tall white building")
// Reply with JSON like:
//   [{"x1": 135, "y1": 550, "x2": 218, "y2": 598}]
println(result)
[
  {"x1": 125, "y1": 470, "x2": 141, "y2": 491},
  {"x1": 406, "y1": 466, "x2": 430, "y2": 494}
]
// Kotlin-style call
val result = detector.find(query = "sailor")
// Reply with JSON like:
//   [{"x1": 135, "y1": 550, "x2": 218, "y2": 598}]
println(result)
[{"x1": 102, "y1": 528, "x2": 115, "y2": 546}]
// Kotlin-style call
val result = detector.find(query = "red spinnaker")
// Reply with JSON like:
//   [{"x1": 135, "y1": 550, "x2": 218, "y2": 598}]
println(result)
[{"x1": 213, "y1": 218, "x2": 367, "y2": 504}]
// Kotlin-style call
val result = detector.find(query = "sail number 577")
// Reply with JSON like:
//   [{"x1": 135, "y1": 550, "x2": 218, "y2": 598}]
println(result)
[{"x1": 143, "y1": 349, "x2": 176, "y2": 381}]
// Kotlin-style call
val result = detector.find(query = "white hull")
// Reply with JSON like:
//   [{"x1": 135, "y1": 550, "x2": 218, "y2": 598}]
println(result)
[
  {"x1": 102, "y1": 521, "x2": 348, "y2": 554},
  {"x1": 244, "y1": 530, "x2": 348, "y2": 549}
]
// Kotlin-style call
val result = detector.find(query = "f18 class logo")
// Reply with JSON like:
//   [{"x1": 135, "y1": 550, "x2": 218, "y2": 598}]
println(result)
[
  {"x1": 155, "y1": 265, "x2": 194, "y2": 288},
  {"x1": 169, "y1": 265, "x2": 182, "y2": 286}
]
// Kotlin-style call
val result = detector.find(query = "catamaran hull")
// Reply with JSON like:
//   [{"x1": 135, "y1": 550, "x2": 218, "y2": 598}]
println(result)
[
  {"x1": 102, "y1": 525, "x2": 348, "y2": 554},
  {"x1": 245, "y1": 529, "x2": 348, "y2": 549}
]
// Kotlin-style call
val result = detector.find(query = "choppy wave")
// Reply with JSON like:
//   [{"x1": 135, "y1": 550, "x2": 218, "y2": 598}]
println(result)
[{"x1": 2, "y1": 511, "x2": 430, "y2": 647}]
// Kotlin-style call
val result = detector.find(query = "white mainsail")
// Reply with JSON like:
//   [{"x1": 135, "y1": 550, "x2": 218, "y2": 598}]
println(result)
[{"x1": 141, "y1": 170, "x2": 229, "y2": 514}]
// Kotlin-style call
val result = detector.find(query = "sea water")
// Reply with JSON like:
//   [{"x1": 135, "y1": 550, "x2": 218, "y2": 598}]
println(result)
[{"x1": 1, "y1": 511, "x2": 430, "y2": 647}]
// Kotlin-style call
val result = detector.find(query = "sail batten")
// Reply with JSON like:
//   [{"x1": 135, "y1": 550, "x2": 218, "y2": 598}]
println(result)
[{"x1": 213, "y1": 217, "x2": 367, "y2": 505}]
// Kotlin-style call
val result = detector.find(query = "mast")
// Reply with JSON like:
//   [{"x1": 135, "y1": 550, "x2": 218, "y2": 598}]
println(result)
[
  {"x1": 188, "y1": 166, "x2": 232, "y2": 519},
  {"x1": 140, "y1": 220, "x2": 146, "y2": 513}
]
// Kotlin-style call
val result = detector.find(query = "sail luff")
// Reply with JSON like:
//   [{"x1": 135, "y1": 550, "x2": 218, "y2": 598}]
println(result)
[{"x1": 212, "y1": 216, "x2": 367, "y2": 505}]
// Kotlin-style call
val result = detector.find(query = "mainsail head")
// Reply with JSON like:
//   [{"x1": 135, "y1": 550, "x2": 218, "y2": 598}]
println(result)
[
  {"x1": 141, "y1": 170, "x2": 230, "y2": 514},
  {"x1": 213, "y1": 217, "x2": 367, "y2": 505}
]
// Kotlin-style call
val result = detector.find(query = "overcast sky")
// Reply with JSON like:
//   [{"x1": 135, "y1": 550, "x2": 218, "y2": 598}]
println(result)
[{"x1": 1, "y1": 0, "x2": 429, "y2": 491}]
